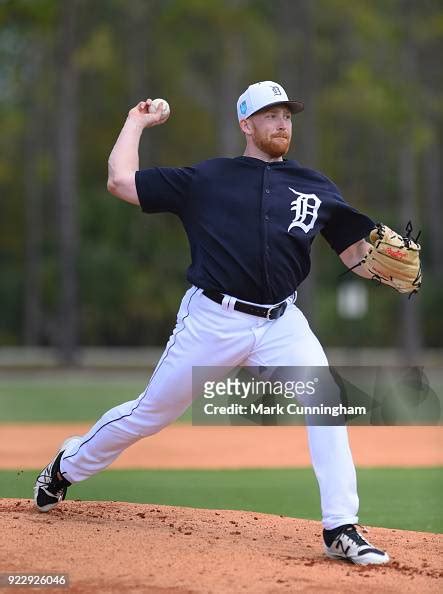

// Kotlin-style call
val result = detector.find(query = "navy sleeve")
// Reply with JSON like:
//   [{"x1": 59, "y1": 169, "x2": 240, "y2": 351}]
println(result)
[
  {"x1": 321, "y1": 197, "x2": 375, "y2": 254},
  {"x1": 135, "y1": 166, "x2": 194, "y2": 215}
]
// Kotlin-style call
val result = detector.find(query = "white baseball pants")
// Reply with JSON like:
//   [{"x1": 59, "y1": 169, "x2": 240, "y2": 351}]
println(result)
[{"x1": 61, "y1": 286, "x2": 359, "y2": 530}]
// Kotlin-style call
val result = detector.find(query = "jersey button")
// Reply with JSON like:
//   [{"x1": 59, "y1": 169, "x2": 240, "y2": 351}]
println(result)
[
  {"x1": 265, "y1": 189, "x2": 270, "y2": 194},
  {"x1": 266, "y1": 165, "x2": 271, "y2": 170},
  {"x1": 264, "y1": 215, "x2": 269, "y2": 222}
]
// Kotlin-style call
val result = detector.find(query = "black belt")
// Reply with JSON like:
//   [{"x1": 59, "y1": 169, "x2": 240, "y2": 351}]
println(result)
[{"x1": 202, "y1": 290, "x2": 288, "y2": 320}]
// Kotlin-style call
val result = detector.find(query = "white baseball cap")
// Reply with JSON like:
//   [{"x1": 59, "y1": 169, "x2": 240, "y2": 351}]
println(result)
[{"x1": 237, "y1": 81, "x2": 304, "y2": 121}]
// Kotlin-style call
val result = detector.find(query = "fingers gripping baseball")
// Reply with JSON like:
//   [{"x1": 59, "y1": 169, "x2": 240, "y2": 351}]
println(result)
[
  {"x1": 128, "y1": 97, "x2": 170, "y2": 129},
  {"x1": 361, "y1": 223, "x2": 422, "y2": 294}
]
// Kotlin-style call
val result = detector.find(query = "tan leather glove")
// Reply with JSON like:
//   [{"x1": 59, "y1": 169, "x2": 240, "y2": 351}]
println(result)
[{"x1": 361, "y1": 223, "x2": 422, "y2": 294}]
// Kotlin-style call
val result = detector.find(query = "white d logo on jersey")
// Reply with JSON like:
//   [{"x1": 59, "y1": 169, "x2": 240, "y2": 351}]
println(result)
[{"x1": 287, "y1": 188, "x2": 322, "y2": 234}]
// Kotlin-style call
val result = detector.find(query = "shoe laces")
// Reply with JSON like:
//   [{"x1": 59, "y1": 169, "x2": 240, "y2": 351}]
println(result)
[
  {"x1": 342, "y1": 524, "x2": 371, "y2": 547},
  {"x1": 37, "y1": 467, "x2": 69, "y2": 496}
]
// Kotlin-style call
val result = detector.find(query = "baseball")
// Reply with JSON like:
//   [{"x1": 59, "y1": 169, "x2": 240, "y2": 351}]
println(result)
[{"x1": 149, "y1": 98, "x2": 170, "y2": 117}]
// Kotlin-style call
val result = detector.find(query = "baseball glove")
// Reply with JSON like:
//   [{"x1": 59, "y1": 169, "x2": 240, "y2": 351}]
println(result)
[{"x1": 360, "y1": 223, "x2": 422, "y2": 295}]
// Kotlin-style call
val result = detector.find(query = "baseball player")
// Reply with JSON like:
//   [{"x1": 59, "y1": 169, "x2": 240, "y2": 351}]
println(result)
[{"x1": 34, "y1": 81, "x2": 421, "y2": 565}]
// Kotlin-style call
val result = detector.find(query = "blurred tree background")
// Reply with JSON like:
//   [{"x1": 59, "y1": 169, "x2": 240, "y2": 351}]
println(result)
[{"x1": 0, "y1": 0, "x2": 441, "y2": 362}]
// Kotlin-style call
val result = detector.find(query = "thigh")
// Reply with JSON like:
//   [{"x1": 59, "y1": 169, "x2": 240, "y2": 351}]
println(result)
[
  {"x1": 137, "y1": 288, "x2": 257, "y2": 420},
  {"x1": 246, "y1": 304, "x2": 346, "y2": 424},
  {"x1": 246, "y1": 302, "x2": 328, "y2": 367}
]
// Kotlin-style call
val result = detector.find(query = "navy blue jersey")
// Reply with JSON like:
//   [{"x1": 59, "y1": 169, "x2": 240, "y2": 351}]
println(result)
[{"x1": 135, "y1": 156, "x2": 374, "y2": 304}]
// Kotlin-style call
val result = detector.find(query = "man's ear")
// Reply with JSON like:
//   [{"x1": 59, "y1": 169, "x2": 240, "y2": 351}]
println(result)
[{"x1": 239, "y1": 118, "x2": 253, "y2": 136}]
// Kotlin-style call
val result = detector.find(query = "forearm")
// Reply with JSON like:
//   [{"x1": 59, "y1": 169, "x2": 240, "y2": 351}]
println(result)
[
  {"x1": 350, "y1": 261, "x2": 373, "y2": 280},
  {"x1": 106, "y1": 99, "x2": 168, "y2": 204},
  {"x1": 107, "y1": 118, "x2": 144, "y2": 185},
  {"x1": 339, "y1": 239, "x2": 372, "y2": 279}
]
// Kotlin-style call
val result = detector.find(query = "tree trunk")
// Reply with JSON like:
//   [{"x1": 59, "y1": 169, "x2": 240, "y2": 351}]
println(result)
[
  {"x1": 424, "y1": 138, "x2": 441, "y2": 279},
  {"x1": 55, "y1": 0, "x2": 79, "y2": 364},
  {"x1": 23, "y1": 45, "x2": 44, "y2": 345},
  {"x1": 397, "y1": 4, "x2": 422, "y2": 363},
  {"x1": 398, "y1": 143, "x2": 422, "y2": 362},
  {"x1": 125, "y1": 0, "x2": 151, "y2": 165},
  {"x1": 217, "y1": 9, "x2": 244, "y2": 157}
]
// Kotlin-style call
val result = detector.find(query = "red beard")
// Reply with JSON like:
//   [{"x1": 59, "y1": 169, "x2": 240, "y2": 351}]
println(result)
[{"x1": 253, "y1": 132, "x2": 291, "y2": 158}]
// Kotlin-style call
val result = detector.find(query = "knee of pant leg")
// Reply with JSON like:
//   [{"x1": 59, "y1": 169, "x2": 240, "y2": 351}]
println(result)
[{"x1": 126, "y1": 397, "x2": 190, "y2": 437}]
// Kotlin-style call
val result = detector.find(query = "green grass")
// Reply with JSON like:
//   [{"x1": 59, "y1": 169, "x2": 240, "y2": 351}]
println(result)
[
  {"x1": 0, "y1": 373, "x2": 191, "y2": 423},
  {"x1": 2, "y1": 467, "x2": 441, "y2": 533},
  {"x1": 1, "y1": 371, "x2": 442, "y2": 425}
]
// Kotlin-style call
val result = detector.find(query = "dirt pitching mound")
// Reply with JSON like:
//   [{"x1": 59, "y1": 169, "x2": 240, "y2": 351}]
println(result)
[{"x1": 1, "y1": 499, "x2": 442, "y2": 593}]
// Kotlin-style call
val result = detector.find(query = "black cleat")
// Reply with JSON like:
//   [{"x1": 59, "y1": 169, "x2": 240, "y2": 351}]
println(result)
[{"x1": 33, "y1": 436, "x2": 81, "y2": 512}]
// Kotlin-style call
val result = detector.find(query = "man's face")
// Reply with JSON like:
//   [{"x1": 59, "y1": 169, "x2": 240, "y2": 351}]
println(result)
[{"x1": 248, "y1": 105, "x2": 292, "y2": 158}]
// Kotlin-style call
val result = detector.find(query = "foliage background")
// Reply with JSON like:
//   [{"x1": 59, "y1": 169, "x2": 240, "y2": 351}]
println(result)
[{"x1": 0, "y1": 0, "x2": 441, "y2": 361}]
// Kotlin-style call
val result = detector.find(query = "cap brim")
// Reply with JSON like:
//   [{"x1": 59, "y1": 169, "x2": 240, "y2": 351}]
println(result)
[
  {"x1": 286, "y1": 100, "x2": 304, "y2": 114},
  {"x1": 247, "y1": 100, "x2": 304, "y2": 118}
]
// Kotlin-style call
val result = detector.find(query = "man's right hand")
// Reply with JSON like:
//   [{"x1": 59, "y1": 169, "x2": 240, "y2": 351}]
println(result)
[
  {"x1": 107, "y1": 98, "x2": 170, "y2": 205},
  {"x1": 127, "y1": 98, "x2": 170, "y2": 129}
]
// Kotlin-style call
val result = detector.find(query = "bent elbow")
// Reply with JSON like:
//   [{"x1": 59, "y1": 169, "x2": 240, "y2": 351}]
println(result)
[
  {"x1": 106, "y1": 171, "x2": 139, "y2": 205},
  {"x1": 106, "y1": 177, "x2": 116, "y2": 194},
  {"x1": 107, "y1": 176, "x2": 120, "y2": 196}
]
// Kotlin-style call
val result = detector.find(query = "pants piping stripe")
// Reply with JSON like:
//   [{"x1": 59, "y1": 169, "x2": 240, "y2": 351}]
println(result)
[{"x1": 62, "y1": 287, "x2": 199, "y2": 464}]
